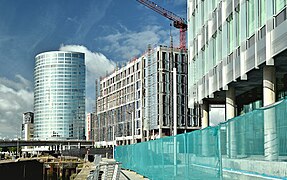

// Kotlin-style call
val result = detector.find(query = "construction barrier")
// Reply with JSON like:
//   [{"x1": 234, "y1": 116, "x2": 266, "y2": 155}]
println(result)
[{"x1": 115, "y1": 100, "x2": 287, "y2": 179}]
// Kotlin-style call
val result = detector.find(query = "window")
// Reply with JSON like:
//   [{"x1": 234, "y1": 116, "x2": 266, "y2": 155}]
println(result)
[
  {"x1": 222, "y1": 23, "x2": 228, "y2": 58},
  {"x1": 247, "y1": 0, "x2": 255, "y2": 37},
  {"x1": 212, "y1": 37, "x2": 216, "y2": 66},
  {"x1": 238, "y1": 2, "x2": 246, "y2": 43},
  {"x1": 248, "y1": 34, "x2": 255, "y2": 47},
  {"x1": 259, "y1": 0, "x2": 266, "y2": 27},
  {"x1": 275, "y1": 0, "x2": 286, "y2": 14},
  {"x1": 266, "y1": 0, "x2": 274, "y2": 19},
  {"x1": 216, "y1": 30, "x2": 222, "y2": 63},
  {"x1": 234, "y1": 9, "x2": 240, "y2": 47},
  {"x1": 227, "y1": 14, "x2": 234, "y2": 54},
  {"x1": 203, "y1": 0, "x2": 207, "y2": 22},
  {"x1": 275, "y1": 8, "x2": 287, "y2": 27}
]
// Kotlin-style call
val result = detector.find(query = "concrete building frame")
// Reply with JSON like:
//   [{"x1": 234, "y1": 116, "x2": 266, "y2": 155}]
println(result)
[{"x1": 95, "y1": 46, "x2": 200, "y2": 147}]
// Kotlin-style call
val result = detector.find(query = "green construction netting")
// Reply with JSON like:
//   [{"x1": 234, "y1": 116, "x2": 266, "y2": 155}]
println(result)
[{"x1": 115, "y1": 100, "x2": 287, "y2": 179}]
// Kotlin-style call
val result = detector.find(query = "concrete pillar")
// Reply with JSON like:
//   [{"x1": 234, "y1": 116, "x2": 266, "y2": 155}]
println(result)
[
  {"x1": 159, "y1": 127, "x2": 162, "y2": 138},
  {"x1": 201, "y1": 100, "x2": 210, "y2": 156},
  {"x1": 226, "y1": 87, "x2": 237, "y2": 158},
  {"x1": 263, "y1": 66, "x2": 276, "y2": 105},
  {"x1": 263, "y1": 66, "x2": 278, "y2": 161},
  {"x1": 60, "y1": 144, "x2": 62, "y2": 153},
  {"x1": 226, "y1": 87, "x2": 235, "y2": 120},
  {"x1": 146, "y1": 130, "x2": 150, "y2": 141},
  {"x1": 201, "y1": 101, "x2": 209, "y2": 128},
  {"x1": 141, "y1": 131, "x2": 145, "y2": 142}
]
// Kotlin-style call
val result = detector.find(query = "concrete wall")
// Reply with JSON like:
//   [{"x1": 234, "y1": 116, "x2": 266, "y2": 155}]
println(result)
[
  {"x1": 0, "y1": 160, "x2": 43, "y2": 179},
  {"x1": 61, "y1": 147, "x2": 113, "y2": 159}
]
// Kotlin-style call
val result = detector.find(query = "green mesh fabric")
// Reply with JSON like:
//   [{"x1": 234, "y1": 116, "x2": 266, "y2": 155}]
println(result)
[{"x1": 115, "y1": 100, "x2": 287, "y2": 179}]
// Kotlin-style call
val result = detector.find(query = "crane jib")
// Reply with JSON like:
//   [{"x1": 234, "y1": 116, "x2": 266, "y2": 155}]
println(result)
[{"x1": 136, "y1": 0, "x2": 187, "y2": 50}]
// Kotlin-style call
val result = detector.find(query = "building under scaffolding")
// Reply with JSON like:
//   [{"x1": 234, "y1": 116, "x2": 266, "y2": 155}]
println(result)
[{"x1": 94, "y1": 45, "x2": 200, "y2": 147}]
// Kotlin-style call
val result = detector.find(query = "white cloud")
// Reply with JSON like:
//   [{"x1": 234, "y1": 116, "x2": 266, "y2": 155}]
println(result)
[
  {"x1": 98, "y1": 25, "x2": 179, "y2": 61},
  {"x1": 59, "y1": 44, "x2": 116, "y2": 112},
  {"x1": 60, "y1": 44, "x2": 115, "y2": 80},
  {"x1": 0, "y1": 75, "x2": 34, "y2": 139},
  {"x1": 0, "y1": 74, "x2": 32, "y2": 92}
]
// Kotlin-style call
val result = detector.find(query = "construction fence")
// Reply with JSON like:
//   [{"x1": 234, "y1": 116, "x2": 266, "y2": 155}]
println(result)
[{"x1": 115, "y1": 100, "x2": 287, "y2": 179}]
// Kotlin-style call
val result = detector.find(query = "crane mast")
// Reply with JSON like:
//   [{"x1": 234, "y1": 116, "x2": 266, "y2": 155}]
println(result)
[{"x1": 136, "y1": 0, "x2": 187, "y2": 50}]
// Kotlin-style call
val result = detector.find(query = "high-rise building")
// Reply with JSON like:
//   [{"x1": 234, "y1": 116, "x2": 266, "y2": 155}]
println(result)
[
  {"x1": 33, "y1": 51, "x2": 85, "y2": 140},
  {"x1": 95, "y1": 46, "x2": 200, "y2": 147},
  {"x1": 187, "y1": 1, "x2": 287, "y2": 125},
  {"x1": 21, "y1": 112, "x2": 34, "y2": 140},
  {"x1": 86, "y1": 113, "x2": 94, "y2": 140}
]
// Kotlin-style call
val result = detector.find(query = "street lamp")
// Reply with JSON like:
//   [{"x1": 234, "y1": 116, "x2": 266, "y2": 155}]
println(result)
[{"x1": 173, "y1": 67, "x2": 177, "y2": 136}]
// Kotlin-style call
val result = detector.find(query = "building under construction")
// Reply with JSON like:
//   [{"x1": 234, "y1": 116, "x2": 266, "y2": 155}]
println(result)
[{"x1": 94, "y1": 45, "x2": 200, "y2": 147}]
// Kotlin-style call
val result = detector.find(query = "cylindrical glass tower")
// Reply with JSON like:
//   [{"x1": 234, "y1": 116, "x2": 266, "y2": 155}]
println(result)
[{"x1": 34, "y1": 51, "x2": 85, "y2": 140}]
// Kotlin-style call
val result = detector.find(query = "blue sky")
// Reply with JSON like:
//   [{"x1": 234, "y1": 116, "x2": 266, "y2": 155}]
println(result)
[{"x1": 0, "y1": 0, "x2": 186, "y2": 138}]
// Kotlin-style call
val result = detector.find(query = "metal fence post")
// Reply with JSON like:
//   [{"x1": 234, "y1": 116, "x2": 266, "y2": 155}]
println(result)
[
  {"x1": 173, "y1": 135, "x2": 177, "y2": 179},
  {"x1": 218, "y1": 126, "x2": 223, "y2": 180}
]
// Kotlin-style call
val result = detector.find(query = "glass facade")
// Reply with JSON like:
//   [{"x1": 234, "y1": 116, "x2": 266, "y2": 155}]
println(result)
[
  {"x1": 144, "y1": 49, "x2": 158, "y2": 130},
  {"x1": 188, "y1": 0, "x2": 287, "y2": 107},
  {"x1": 34, "y1": 51, "x2": 85, "y2": 140}
]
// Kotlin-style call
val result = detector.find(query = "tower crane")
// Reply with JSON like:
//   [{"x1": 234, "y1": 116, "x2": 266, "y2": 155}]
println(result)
[{"x1": 136, "y1": 0, "x2": 187, "y2": 50}]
